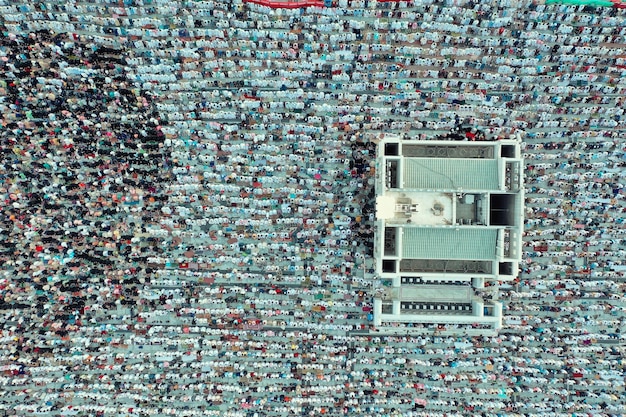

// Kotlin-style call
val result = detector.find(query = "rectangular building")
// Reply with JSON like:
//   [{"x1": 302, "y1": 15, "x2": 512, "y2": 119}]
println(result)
[{"x1": 373, "y1": 135, "x2": 524, "y2": 334}]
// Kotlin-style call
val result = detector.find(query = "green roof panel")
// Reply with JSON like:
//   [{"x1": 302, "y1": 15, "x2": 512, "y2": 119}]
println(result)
[
  {"x1": 403, "y1": 158, "x2": 500, "y2": 190},
  {"x1": 401, "y1": 228, "x2": 498, "y2": 260}
]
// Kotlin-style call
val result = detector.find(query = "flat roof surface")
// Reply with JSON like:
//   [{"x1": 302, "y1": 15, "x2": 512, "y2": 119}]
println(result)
[
  {"x1": 401, "y1": 227, "x2": 498, "y2": 260},
  {"x1": 376, "y1": 191, "x2": 453, "y2": 225},
  {"x1": 401, "y1": 144, "x2": 496, "y2": 159},
  {"x1": 398, "y1": 285, "x2": 472, "y2": 302},
  {"x1": 403, "y1": 158, "x2": 500, "y2": 190}
]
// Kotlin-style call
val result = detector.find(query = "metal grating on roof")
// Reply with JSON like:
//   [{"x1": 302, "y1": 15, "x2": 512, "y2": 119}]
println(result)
[
  {"x1": 401, "y1": 145, "x2": 494, "y2": 159},
  {"x1": 403, "y1": 158, "x2": 500, "y2": 190},
  {"x1": 401, "y1": 228, "x2": 498, "y2": 260},
  {"x1": 399, "y1": 259, "x2": 493, "y2": 274}
]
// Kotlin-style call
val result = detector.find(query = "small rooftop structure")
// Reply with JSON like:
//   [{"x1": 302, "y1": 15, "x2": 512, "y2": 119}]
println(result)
[{"x1": 373, "y1": 135, "x2": 524, "y2": 334}]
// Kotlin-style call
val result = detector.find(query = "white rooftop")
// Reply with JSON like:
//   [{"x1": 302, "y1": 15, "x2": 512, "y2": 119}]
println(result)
[{"x1": 376, "y1": 191, "x2": 453, "y2": 225}]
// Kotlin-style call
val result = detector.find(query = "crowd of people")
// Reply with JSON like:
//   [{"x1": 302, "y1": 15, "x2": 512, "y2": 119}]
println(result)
[{"x1": 1, "y1": 0, "x2": 626, "y2": 416}]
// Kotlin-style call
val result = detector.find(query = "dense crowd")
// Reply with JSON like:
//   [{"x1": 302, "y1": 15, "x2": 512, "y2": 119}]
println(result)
[{"x1": 1, "y1": 0, "x2": 626, "y2": 416}]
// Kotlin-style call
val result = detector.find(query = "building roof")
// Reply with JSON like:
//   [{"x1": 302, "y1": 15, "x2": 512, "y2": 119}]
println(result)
[
  {"x1": 401, "y1": 227, "x2": 498, "y2": 261},
  {"x1": 398, "y1": 285, "x2": 472, "y2": 302},
  {"x1": 403, "y1": 158, "x2": 500, "y2": 190}
]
